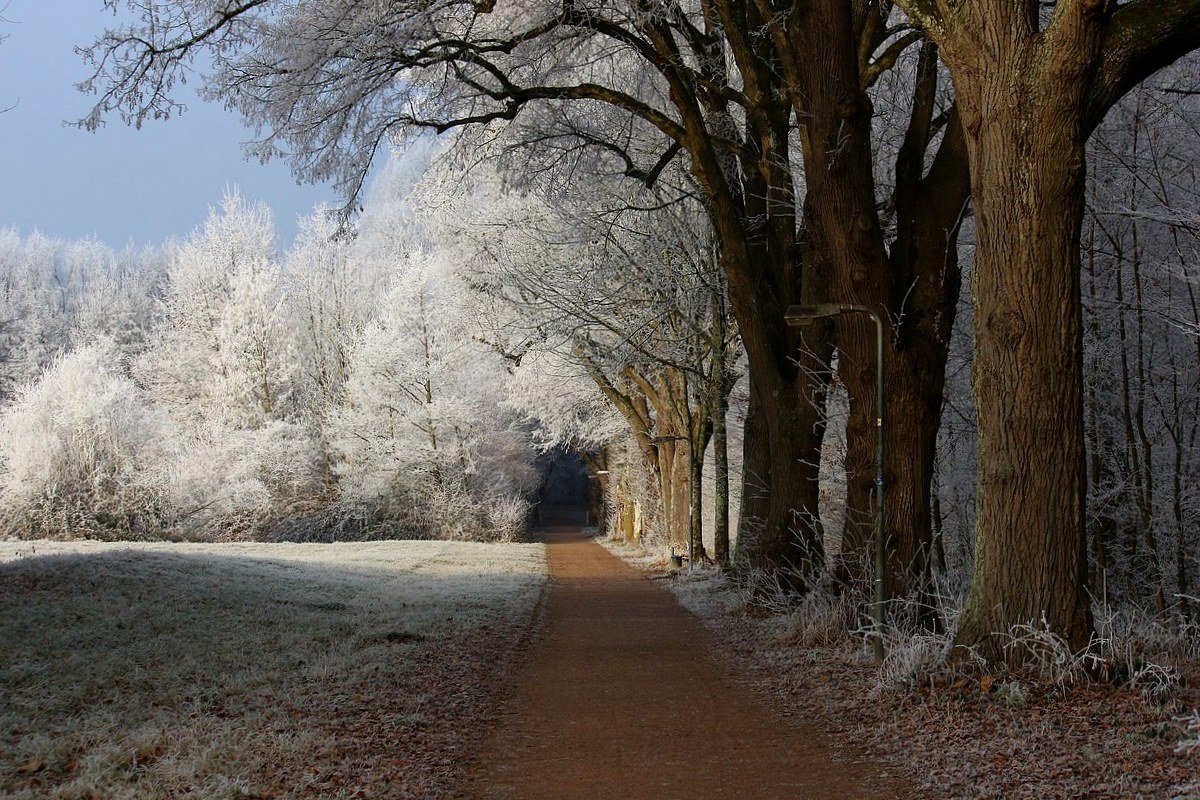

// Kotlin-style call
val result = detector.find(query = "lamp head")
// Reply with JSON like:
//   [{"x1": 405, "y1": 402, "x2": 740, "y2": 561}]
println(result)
[{"x1": 785, "y1": 303, "x2": 844, "y2": 326}]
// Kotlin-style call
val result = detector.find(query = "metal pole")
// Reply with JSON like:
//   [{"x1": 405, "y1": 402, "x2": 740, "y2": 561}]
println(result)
[
  {"x1": 784, "y1": 303, "x2": 886, "y2": 662},
  {"x1": 687, "y1": 434, "x2": 695, "y2": 572},
  {"x1": 870, "y1": 310, "x2": 885, "y2": 664}
]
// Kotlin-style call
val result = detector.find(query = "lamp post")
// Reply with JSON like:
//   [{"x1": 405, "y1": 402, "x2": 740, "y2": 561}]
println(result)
[
  {"x1": 652, "y1": 434, "x2": 694, "y2": 572},
  {"x1": 785, "y1": 303, "x2": 886, "y2": 663},
  {"x1": 585, "y1": 469, "x2": 610, "y2": 527}
]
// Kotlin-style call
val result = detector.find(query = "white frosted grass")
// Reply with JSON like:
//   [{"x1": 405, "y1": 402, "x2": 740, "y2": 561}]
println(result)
[{"x1": 0, "y1": 539, "x2": 546, "y2": 799}]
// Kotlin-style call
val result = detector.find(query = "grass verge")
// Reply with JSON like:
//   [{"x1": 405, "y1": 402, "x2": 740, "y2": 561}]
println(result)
[{"x1": 0, "y1": 539, "x2": 545, "y2": 799}]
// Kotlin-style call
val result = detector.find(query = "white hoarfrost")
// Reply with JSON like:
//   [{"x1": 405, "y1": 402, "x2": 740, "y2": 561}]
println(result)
[
  {"x1": 0, "y1": 538, "x2": 547, "y2": 799},
  {"x1": 0, "y1": 165, "x2": 541, "y2": 543},
  {"x1": 0, "y1": 343, "x2": 168, "y2": 538}
]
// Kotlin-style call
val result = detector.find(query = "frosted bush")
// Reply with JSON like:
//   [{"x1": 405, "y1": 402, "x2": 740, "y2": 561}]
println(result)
[
  {"x1": 485, "y1": 494, "x2": 532, "y2": 543},
  {"x1": 242, "y1": 421, "x2": 324, "y2": 495},
  {"x1": 0, "y1": 344, "x2": 168, "y2": 539},
  {"x1": 878, "y1": 631, "x2": 955, "y2": 688},
  {"x1": 1095, "y1": 604, "x2": 1200, "y2": 671},
  {"x1": 777, "y1": 590, "x2": 861, "y2": 650},
  {"x1": 1177, "y1": 711, "x2": 1200, "y2": 754},
  {"x1": 921, "y1": 617, "x2": 1095, "y2": 686},
  {"x1": 162, "y1": 421, "x2": 323, "y2": 540}
]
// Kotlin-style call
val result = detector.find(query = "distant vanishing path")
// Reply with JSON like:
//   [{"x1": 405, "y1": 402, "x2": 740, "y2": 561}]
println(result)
[{"x1": 451, "y1": 522, "x2": 911, "y2": 799}]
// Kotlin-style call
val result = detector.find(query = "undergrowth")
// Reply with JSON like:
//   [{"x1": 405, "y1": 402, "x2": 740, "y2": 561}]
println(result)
[{"x1": 721, "y1": 562, "x2": 1200, "y2": 716}]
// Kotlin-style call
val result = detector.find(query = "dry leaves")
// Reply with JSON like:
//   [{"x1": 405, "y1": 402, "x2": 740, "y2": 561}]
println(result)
[
  {"x1": 671, "y1": 583, "x2": 1200, "y2": 799},
  {"x1": 16, "y1": 757, "x2": 43, "y2": 775}
]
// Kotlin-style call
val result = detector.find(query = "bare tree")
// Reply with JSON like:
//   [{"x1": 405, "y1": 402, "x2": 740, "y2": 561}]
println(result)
[{"x1": 893, "y1": 0, "x2": 1200, "y2": 657}]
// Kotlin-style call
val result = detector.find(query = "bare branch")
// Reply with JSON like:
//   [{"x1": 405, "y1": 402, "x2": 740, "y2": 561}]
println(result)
[{"x1": 1086, "y1": 0, "x2": 1200, "y2": 132}]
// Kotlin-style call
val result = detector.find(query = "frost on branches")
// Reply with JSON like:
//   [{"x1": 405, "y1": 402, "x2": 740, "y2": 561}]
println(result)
[{"x1": 0, "y1": 161, "x2": 539, "y2": 542}]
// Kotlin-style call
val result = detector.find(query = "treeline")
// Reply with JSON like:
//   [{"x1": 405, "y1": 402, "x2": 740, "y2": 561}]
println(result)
[{"x1": 0, "y1": 166, "x2": 538, "y2": 542}]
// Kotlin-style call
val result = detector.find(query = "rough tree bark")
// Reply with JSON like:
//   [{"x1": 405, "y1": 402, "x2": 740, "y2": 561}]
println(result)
[
  {"x1": 956, "y1": 69, "x2": 1096, "y2": 654},
  {"x1": 894, "y1": 0, "x2": 1200, "y2": 659},
  {"x1": 736, "y1": 374, "x2": 772, "y2": 556},
  {"x1": 757, "y1": 6, "x2": 970, "y2": 606}
]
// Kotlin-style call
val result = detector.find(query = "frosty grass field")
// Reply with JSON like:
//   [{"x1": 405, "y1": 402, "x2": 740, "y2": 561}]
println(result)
[{"x1": 0, "y1": 540, "x2": 546, "y2": 799}]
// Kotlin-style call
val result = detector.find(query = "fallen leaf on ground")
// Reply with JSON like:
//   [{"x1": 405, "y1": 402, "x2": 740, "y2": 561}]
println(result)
[{"x1": 17, "y1": 757, "x2": 44, "y2": 774}]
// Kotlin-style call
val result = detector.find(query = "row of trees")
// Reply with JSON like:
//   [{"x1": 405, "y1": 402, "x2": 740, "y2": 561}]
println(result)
[
  {"x1": 6, "y1": 0, "x2": 1193, "y2": 664},
  {"x1": 423, "y1": 159, "x2": 738, "y2": 560}
]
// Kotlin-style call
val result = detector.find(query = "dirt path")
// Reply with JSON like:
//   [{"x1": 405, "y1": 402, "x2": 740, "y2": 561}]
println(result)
[{"x1": 451, "y1": 525, "x2": 912, "y2": 799}]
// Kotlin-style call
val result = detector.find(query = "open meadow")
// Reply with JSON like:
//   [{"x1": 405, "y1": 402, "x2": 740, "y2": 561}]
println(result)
[{"x1": 0, "y1": 540, "x2": 546, "y2": 799}]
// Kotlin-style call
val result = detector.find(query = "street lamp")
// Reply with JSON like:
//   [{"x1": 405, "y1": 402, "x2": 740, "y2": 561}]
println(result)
[
  {"x1": 785, "y1": 303, "x2": 886, "y2": 663},
  {"x1": 585, "y1": 470, "x2": 611, "y2": 527},
  {"x1": 652, "y1": 434, "x2": 694, "y2": 572}
]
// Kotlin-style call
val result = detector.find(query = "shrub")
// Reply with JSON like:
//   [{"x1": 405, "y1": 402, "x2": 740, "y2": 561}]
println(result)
[{"x1": 0, "y1": 344, "x2": 169, "y2": 539}]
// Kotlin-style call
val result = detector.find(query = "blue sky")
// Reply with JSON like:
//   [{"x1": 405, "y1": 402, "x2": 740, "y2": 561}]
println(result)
[{"x1": 0, "y1": 2, "x2": 339, "y2": 248}]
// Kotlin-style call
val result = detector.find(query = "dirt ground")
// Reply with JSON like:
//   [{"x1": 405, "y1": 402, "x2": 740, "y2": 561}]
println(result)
[{"x1": 450, "y1": 525, "x2": 912, "y2": 799}]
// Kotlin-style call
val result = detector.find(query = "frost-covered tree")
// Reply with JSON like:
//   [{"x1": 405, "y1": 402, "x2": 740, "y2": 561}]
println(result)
[
  {"x1": 420, "y1": 157, "x2": 738, "y2": 559},
  {"x1": 125, "y1": 192, "x2": 326, "y2": 538},
  {"x1": 0, "y1": 343, "x2": 167, "y2": 539},
  {"x1": 139, "y1": 191, "x2": 296, "y2": 427},
  {"x1": 213, "y1": 258, "x2": 301, "y2": 425},
  {"x1": 332, "y1": 247, "x2": 538, "y2": 541},
  {"x1": 287, "y1": 211, "x2": 365, "y2": 414},
  {"x1": 0, "y1": 229, "x2": 162, "y2": 400}
]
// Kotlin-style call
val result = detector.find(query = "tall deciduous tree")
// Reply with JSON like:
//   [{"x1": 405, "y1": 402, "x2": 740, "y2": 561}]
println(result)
[{"x1": 893, "y1": 0, "x2": 1200, "y2": 656}]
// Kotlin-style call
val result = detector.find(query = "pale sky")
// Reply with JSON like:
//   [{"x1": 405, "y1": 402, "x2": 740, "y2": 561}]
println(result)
[{"x1": 0, "y1": 1, "x2": 339, "y2": 249}]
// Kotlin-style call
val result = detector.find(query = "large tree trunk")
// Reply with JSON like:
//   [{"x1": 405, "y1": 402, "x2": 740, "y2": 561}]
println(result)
[
  {"x1": 843, "y1": 103, "x2": 968, "y2": 616},
  {"x1": 724, "y1": 275, "x2": 832, "y2": 581},
  {"x1": 654, "y1": 427, "x2": 691, "y2": 548},
  {"x1": 951, "y1": 46, "x2": 1095, "y2": 658},
  {"x1": 876, "y1": 77, "x2": 969, "y2": 613},
  {"x1": 767, "y1": 15, "x2": 968, "y2": 612},
  {"x1": 691, "y1": 141, "x2": 830, "y2": 582},
  {"x1": 736, "y1": 374, "x2": 771, "y2": 552},
  {"x1": 646, "y1": 1, "x2": 835, "y2": 587},
  {"x1": 712, "y1": 384, "x2": 730, "y2": 566},
  {"x1": 881, "y1": 347, "x2": 951, "y2": 615},
  {"x1": 731, "y1": 334, "x2": 831, "y2": 578}
]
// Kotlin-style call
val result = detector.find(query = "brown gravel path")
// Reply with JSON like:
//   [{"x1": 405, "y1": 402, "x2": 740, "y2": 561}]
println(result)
[{"x1": 451, "y1": 524, "x2": 912, "y2": 799}]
